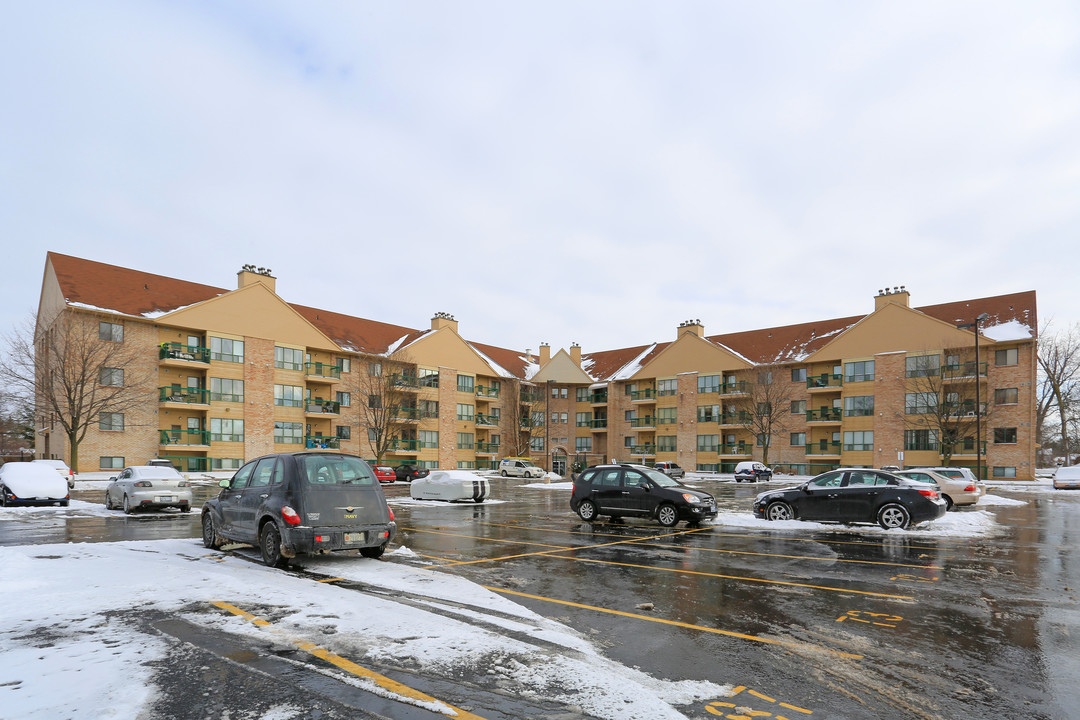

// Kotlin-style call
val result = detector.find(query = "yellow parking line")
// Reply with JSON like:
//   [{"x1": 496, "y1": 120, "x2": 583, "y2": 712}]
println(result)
[
  {"x1": 482, "y1": 587, "x2": 863, "y2": 660},
  {"x1": 317, "y1": 577, "x2": 345, "y2": 583},
  {"x1": 211, "y1": 601, "x2": 489, "y2": 720}
]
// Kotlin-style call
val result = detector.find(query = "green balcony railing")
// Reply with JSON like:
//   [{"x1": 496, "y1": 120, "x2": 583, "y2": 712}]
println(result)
[
  {"x1": 807, "y1": 374, "x2": 843, "y2": 390},
  {"x1": 941, "y1": 362, "x2": 988, "y2": 379},
  {"x1": 719, "y1": 443, "x2": 752, "y2": 455},
  {"x1": 305, "y1": 436, "x2": 340, "y2": 449},
  {"x1": 476, "y1": 442, "x2": 500, "y2": 453},
  {"x1": 159, "y1": 429, "x2": 210, "y2": 445},
  {"x1": 589, "y1": 392, "x2": 609, "y2": 404},
  {"x1": 159, "y1": 387, "x2": 210, "y2": 405},
  {"x1": 305, "y1": 399, "x2": 340, "y2": 414},
  {"x1": 630, "y1": 416, "x2": 657, "y2": 428},
  {"x1": 629, "y1": 444, "x2": 656, "y2": 455},
  {"x1": 159, "y1": 343, "x2": 210, "y2": 363},
  {"x1": 475, "y1": 413, "x2": 499, "y2": 426},
  {"x1": 391, "y1": 373, "x2": 420, "y2": 389},
  {"x1": 719, "y1": 382, "x2": 751, "y2": 395},
  {"x1": 807, "y1": 408, "x2": 842, "y2": 422},
  {"x1": 719, "y1": 411, "x2": 752, "y2": 425},
  {"x1": 629, "y1": 388, "x2": 656, "y2": 401},
  {"x1": 388, "y1": 438, "x2": 419, "y2": 451},
  {"x1": 475, "y1": 385, "x2": 500, "y2": 399},
  {"x1": 393, "y1": 406, "x2": 421, "y2": 421},
  {"x1": 520, "y1": 391, "x2": 540, "y2": 403},
  {"x1": 805, "y1": 441, "x2": 841, "y2": 455},
  {"x1": 305, "y1": 362, "x2": 342, "y2": 380}
]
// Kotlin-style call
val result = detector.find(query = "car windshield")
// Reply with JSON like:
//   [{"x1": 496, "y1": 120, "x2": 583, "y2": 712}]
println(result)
[
  {"x1": 640, "y1": 467, "x2": 679, "y2": 486},
  {"x1": 298, "y1": 455, "x2": 376, "y2": 486}
]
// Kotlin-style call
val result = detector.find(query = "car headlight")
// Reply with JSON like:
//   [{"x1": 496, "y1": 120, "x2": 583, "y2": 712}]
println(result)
[{"x1": 682, "y1": 493, "x2": 701, "y2": 504}]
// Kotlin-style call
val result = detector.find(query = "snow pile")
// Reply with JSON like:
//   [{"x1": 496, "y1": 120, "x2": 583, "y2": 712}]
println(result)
[
  {"x1": 977, "y1": 494, "x2": 1028, "y2": 507},
  {"x1": 523, "y1": 480, "x2": 574, "y2": 490},
  {"x1": 712, "y1": 508, "x2": 1001, "y2": 537}
]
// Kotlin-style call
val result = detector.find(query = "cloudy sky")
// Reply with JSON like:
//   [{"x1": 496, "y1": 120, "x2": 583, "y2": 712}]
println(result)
[{"x1": 2, "y1": 1, "x2": 1077, "y2": 354}]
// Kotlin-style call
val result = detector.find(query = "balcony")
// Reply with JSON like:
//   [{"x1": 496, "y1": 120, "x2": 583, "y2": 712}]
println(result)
[
  {"x1": 805, "y1": 441, "x2": 841, "y2": 456},
  {"x1": 158, "y1": 387, "x2": 210, "y2": 407},
  {"x1": 475, "y1": 413, "x2": 499, "y2": 427},
  {"x1": 159, "y1": 429, "x2": 210, "y2": 446},
  {"x1": 943, "y1": 401, "x2": 987, "y2": 418},
  {"x1": 159, "y1": 342, "x2": 210, "y2": 366},
  {"x1": 942, "y1": 362, "x2": 988, "y2": 380},
  {"x1": 520, "y1": 391, "x2": 540, "y2": 403},
  {"x1": 719, "y1": 382, "x2": 751, "y2": 396},
  {"x1": 629, "y1": 388, "x2": 656, "y2": 402},
  {"x1": 387, "y1": 438, "x2": 419, "y2": 453},
  {"x1": 807, "y1": 408, "x2": 842, "y2": 423},
  {"x1": 718, "y1": 443, "x2": 752, "y2": 456},
  {"x1": 305, "y1": 362, "x2": 341, "y2": 383},
  {"x1": 305, "y1": 399, "x2": 340, "y2": 416},
  {"x1": 392, "y1": 406, "x2": 421, "y2": 422},
  {"x1": 951, "y1": 441, "x2": 988, "y2": 456},
  {"x1": 475, "y1": 385, "x2": 500, "y2": 399},
  {"x1": 807, "y1": 374, "x2": 843, "y2": 390},
  {"x1": 390, "y1": 373, "x2": 420, "y2": 390},
  {"x1": 476, "y1": 442, "x2": 500, "y2": 454},
  {"x1": 628, "y1": 444, "x2": 656, "y2": 456},
  {"x1": 589, "y1": 392, "x2": 609, "y2": 405},
  {"x1": 305, "y1": 436, "x2": 340, "y2": 449},
  {"x1": 719, "y1": 411, "x2": 752, "y2": 426},
  {"x1": 630, "y1": 416, "x2": 656, "y2": 429},
  {"x1": 904, "y1": 442, "x2": 940, "y2": 452}
]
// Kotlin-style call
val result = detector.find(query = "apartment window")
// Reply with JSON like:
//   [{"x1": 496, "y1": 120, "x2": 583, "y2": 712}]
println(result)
[
  {"x1": 994, "y1": 427, "x2": 1017, "y2": 444},
  {"x1": 905, "y1": 355, "x2": 940, "y2": 378},
  {"x1": 576, "y1": 412, "x2": 591, "y2": 427},
  {"x1": 457, "y1": 432, "x2": 474, "y2": 450},
  {"x1": 551, "y1": 412, "x2": 559, "y2": 423},
  {"x1": 790, "y1": 400, "x2": 807, "y2": 415},
  {"x1": 905, "y1": 392, "x2": 937, "y2": 415},
  {"x1": 210, "y1": 337, "x2": 244, "y2": 363},
  {"x1": 625, "y1": 383, "x2": 637, "y2": 396},
  {"x1": 99, "y1": 321, "x2": 123, "y2": 342},
  {"x1": 369, "y1": 362, "x2": 382, "y2": 376},
  {"x1": 339, "y1": 357, "x2": 351, "y2": 373},
  {"x1": 531, "y1": 411, "x2": 545, "y2": 427},
  {"x1": 560, "y1": 387, "x2": 568, "y2": 398},
  {"x1": 212, "y1": 458, "x2": 243, "y2": 470},
  {"x1": 369, "y1": 395, "x2": 382, "y2": 409},
  {"x1": 274, "y1": 421, "x2": 303, "y2": 444},
  {"x1": 757, "y1": 433, "x2": 770, "y2": 447},
  {"x1": 993, "y1": 467, "x2": 1017, "y2": 478},
  {"x1": 658, "y1": 378, "x2": 677, "y2": 396},
  {"x1": 458, "y1": 375, "x2": 475, "y2": 393},
  {"x1": 99, "y1": 456, "x2": 124, "y2": 470},
  {"x1": 532, "y1": 437, "x2": 547, "y2": 452},
  {"x1": 758, "y1": 371, "x2": 773, "y2": 385},
  {"x1": 575, "y1": 437, "x2": 592, "y2": 452},
  {"x1": 419, "y1": 399, "x2": 439, "y2": 418},
  {"x1": 698, "y1": 405, "x2": 720, "y2": 423},
  {"x1": 698, "y1": 375, "x2": 721, "y2": 394},
  {"x1": 99, "y1": 412, "x2": 124, "y2": 431},
  {"x1": 419, "y1": 368, "x2": 439, "y2": 387},
  {"x1": 457, "y1": 403, "x2": 475, "y2": 421},
  {"x1": 844, "y1": 360, "x2": 875, "y2": 383},
  {"x1": 99, "y1": 367, "x2": 124, "y2": 387},
  {"x1": 905, "y1": 429, "x2": 938, "y2": 451},
  {"x1": 336, "y1": 426, "x2": 351, "y2": 440},
  {"x1": 560, "y1": 412, "x2": 568, "y2": 423},
  {"x1": 274, "y1": 346, "x2": 304, "y2": 371},
  {"x1": 625, "y1": 410, "x2": 637, "y2": 422},
  {"x1": 368, "y1": 428, "x2": 380, "y2": 442},
  {"x1": 756, "y1": 402, "x2": 772, "y2": 415},
  {"x1": 419, "y1": 430, "x2": 439, "y2": 449},
  {"x1": 576, "y1": 388, "x2": 590, "y2": 402},
  {"x1": 995, "y1": 348, "x2": 1018, "y2": 366},
  {"x1": 791, "y1": 368, "x2": 807, "y2": 382},
  {"x1": 657, "y1": 435, "x2": 677, "y2": 452},
  {"x1": 843, "y1": 430, "x2": 874, "y2": 452},
  {"x1": 336, "y1": 391, "x2": 351, "y2": 407},
  {"x1": 843, "y1": 395, "x2": 874, "y2": 417},
  {"x1": 697, "y1": 434, "x2": 719, "y2": 452},
  {"x1": 624, "y1": 436, "x2": 634, "y2": 449},
  {"x1": 657, "y1": 407, "x2": 677, "y2": 424},
  {"x1": 210, "y1": 418, "x2": 244, "y2": 442},
  {"x1": 274, "y1": 384, "x2": 303, "y2": 407},
  {"x1": 995, "y1": 388, "x2": 1018, "y2": 405},
  {"x1": 210, "y1": 378, "x2": 244, "y2": 403}
]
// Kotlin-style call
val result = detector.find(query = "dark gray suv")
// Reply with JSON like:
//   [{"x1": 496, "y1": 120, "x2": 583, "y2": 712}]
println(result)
[
  {"x1": 202, "y1": 452, "x2": 396, "y2": 567},
  {"x1": 570, "y1": 464, "x2": 716, "y2": 527}
]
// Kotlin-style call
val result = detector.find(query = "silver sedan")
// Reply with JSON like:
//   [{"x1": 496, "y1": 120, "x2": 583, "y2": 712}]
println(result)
[{"x1": 105, "y1": 466, "x2": 193, "y2": 514}]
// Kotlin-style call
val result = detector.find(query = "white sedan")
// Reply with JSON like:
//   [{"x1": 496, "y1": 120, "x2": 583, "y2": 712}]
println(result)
[
  {"x1": 105, "y1": 465, "x2": 193, "y2": 514},
  {"x1": 0, "y1": 462, "x2": 70, "y2": 506},
  {"x1": 410, "y1": 470, "x2": 490, "y2": 503}
]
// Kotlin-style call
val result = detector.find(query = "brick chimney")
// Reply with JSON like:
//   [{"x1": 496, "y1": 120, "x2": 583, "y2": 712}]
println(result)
[
  {"x1": 539, "y1": 343, "x2": 550, "y2": 364},
  {"x1": 875, "y1": 286, "x2": 910, "y2": 311},
  {"x1": 570, "y1": 342, "x2": 581, "y2": 365},
  {"x1": 237, "y1": 265, "x2": 276, "y2": 292},
  {"x1": 430, "y1": 312, "x2": 458, "y2": 333},
  {"x1": 678, "y1": 319, "x2": 704, "y2": 339}
]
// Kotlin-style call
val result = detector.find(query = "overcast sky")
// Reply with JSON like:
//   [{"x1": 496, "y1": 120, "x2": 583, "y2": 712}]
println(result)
[{"x1": 2, "y1": 2, "x2": 1077, "y2": 354}]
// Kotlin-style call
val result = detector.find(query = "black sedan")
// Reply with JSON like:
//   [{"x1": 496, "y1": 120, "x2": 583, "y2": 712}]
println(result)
[
  {"x1": 752, "y1": 468, "x2": 946, "y2": 530},
  {"x1": 202, "y1": 452, "x2": 396, "y2": 567},
  {"x1": 570, "y1": 463, "x2": 717, "y2": 527}
]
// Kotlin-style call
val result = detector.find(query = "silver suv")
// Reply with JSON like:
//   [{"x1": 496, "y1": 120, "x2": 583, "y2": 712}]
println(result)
[
  {"x1": 652, "y1": 461, "x2": 685, "y2": 479},
  {"x1": 499, "y1": 458, "x2": 544, "y2": 478}
]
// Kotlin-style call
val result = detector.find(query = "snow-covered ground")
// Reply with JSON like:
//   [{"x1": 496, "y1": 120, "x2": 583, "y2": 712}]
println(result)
[{"x1": 0, "y1": 539, "x2": 730, "y2": 720}]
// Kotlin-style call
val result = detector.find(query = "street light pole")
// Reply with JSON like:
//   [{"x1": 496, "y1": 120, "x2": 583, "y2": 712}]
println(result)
[{"x1": 960, "y1": 312, "x2": 991, "y2": 480}]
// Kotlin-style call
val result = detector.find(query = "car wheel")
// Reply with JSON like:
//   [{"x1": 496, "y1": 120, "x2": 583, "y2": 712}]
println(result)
[
  {"x1": 765, "y1": 501, "x2": 794, "y2": 522},
  {"x1": 500, "y1": 469, "x2": 508, "y2": 477},
  {"x1": 656, "y1": 503, "x2": 679, "y2": 527},
  {"x1": 360, "y1": 544, "x2": 386, "y2": 559},
  {"x1": 942, "y1": 495, "x2": 954, "y2": 511},
  {"x1": 0, "y1": 489, "x2": 6, "y2": 507},
  {"x1": 60, "y1": 500, "x2": 69, "y2": 507},
  {"x1": 576, "y1": 499, "x2": 598, "y2": 522},
  {"x1": 877, "y1": 503, "x2": 911, "y2": 530},
  {"x1": 259, "y1": 522, "x2": 289, "y2": 568},
  {"x1": 735, "y1": 477, "x2": 742, "y2": 483},
  {"x1": 103, "y1": 490, "x2": 112, "y2": 510},
  {"x1": 179, "y1": 503, "x2": 190, "y2": 513},
  {"x1": 201, "y1": 512, "x2": 223, "y2": 549},
  {"x1": 123, "y1": 495, "x2": 134, "y2": 515}
]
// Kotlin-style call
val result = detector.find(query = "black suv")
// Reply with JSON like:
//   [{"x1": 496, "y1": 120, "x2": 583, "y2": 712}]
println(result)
[
  {"x1": 570, "y1": 464, "x2": 717, "y2": 527},
  {"x1": 202, "y1": 452, "x2": 397, "y2": 567}
]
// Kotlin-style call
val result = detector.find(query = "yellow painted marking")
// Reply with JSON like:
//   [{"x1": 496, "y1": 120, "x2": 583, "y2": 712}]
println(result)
[
  {"x1": 891, "y1": 573, "x2": 940, "y2": 583},
  {"x1": 730, "y1": 686, "x2": 747, "y2": 695},
  {"x1": 483, "y1": 586, "x2": 862, "y2": 659},
  {"x1": 748, "y1": 689, "x2": 776, "y2": 702},
  {"x1": 779, "y1": 701, "x2": 813, "y2": 714},
  {"x1": 317, "y1": 577, "x2": 345, "y2": 583},
  {"x1": 211, "y1": 601, "x2": 488, "y2": 719},
  {"x1": 836, "y1": 610, "x2": 901, "y2": 628}
]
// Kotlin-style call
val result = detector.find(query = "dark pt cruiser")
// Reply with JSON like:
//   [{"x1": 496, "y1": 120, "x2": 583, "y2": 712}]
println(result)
[{"x1": 202, "y1": 452, "x2": 396, "y2": 567}]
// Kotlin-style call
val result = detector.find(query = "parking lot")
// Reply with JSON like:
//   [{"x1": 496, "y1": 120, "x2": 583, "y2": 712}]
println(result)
[{"x1": 2, "y1": 474, "x2": 1079, "y2": 719}]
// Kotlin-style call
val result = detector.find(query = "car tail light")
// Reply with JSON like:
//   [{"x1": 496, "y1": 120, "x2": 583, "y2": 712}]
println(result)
[
  {"x1": 918, "y1": 489, "x2": 939, "y2": 499},
  {"x1": 178, "y1": 481, "x2": 190, "y2": 488},
  {"x1": 378, "y1": 531, "x2": 389, "y2": 539},
  {"x1": 134, "y1": 481, "x2": 152, "y2": 487},
  {"x1": 281, "y1": 506, "x2": 302, "y2": 525},
  {"x1": 315, "y1": 535, "x2": 328, "y2": 543},
  {"x1": 964, "y1": 484, "x2": 976, "y2": 492},
  {"x1": 387, "y1": 507, "x2": 395, "y2": 521}
]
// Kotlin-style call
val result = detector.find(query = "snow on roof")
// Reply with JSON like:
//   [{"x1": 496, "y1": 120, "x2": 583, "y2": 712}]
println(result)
[
  {"x1": 470, "y1": 344, "x2": 516, "y2": 378},
  {"x1": 522, "y1": 356, "x2": 541, "y2": 381},
  {"x1": 385, "y1": 333, "x2": 412, "y2": 355},
  {"x1": 982, "y1": 319, "x2": 1034, "y2": 342},
  {"x1": 609, "y1": 343, "x2": 657, "y2": 381}
]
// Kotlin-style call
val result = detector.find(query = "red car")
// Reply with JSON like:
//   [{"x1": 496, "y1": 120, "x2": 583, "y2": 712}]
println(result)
[{"x1": 372, "y1": 465, "x2": 396, "y2": 484}]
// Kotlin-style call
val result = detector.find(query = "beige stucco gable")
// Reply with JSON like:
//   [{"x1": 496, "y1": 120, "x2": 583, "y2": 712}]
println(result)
[
  {"x1": 632, "y1": 332, "x2": 752, "y2": 380},
  {"x1": 160, "y1": 283, "x2": 338, "y2": 351},
  {"x1": 532, "y1": 349, "x2": 594, "y2": 384},
  {"x1": 404, "y1": 327, "x2": 501, "y2": 377},
  {"x1": 807, "y1": 302, "x2": 993, "y2": 361}
]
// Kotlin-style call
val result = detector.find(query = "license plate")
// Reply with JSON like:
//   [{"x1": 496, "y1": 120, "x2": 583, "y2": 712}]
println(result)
[
  {"x1": 344, "y1": 532, "x2": 366, "y2": 543},
  {"x1": 156, "y1": 496, "x2": 175, "y2": 503}
]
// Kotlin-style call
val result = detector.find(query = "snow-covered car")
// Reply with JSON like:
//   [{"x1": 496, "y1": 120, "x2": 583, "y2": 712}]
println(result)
[
  {"x1": 0, "y1": 462, "x2": 70, "y2": 506},
  {"x1": 32, "y1": 458, "x2": 75, "y2": 489},
  {"x1": 1054, "y1": 465, "x2": 1080, "y2": 490},
  {"x1": 105, "y1": 465, "x2": 192, "y2": 514},
  {"x1": 734, "y1": 461, "x2": 772, "y2": 483},
  {"x1": 411, "y1": 470, "x2": 490, "y2": 503},
  {"x1": 499, "y1": 458, "x2": 544, "y2": 478}
]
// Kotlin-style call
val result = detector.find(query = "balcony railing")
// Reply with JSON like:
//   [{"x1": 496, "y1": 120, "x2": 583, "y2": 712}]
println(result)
[
  {"x1": 159, "y1": 387, "x2": 210, "y2": 405},
  {"x1": 630, "y1": 417, "x2": 656, "y2": 428},
  {"x1": 807, "y1": 374, "x2": 843, "y2": 390},
  {"x1": 807, "y1": 408, "x2": 842, "y2": 422},
  {"x1": 393, "y1": 406, "x2": 421, "y2": 421},
  {"x1": 520, "y1": 391, "x2": 540, "y2": 403},
  {"x1": 951, "y1": 441, "x2": 988, "y2": 456},
  {"x1": 159, "y1": 429, "x2": 210, "y2": 445},
  {"x1": 476, "y1": 442, "x2": 500, "y2": 453},
  {"x1": 305, "y1": 399, "x2": 340, "y2": 414},
  {"x1": 629, "y1": 388, "x2": 656, "y2": 401},
  {"x1": 719, "y1": 411, "x2": 752, "y2": 425},
  {"x1": 719, "y1": 382, "x2": 751, "y2": 395},
  {"x1": 589, "y1": 392, "x2": 608, "y2": 404},
  {"x1": 388, "y1": 439, "x2": 419, "y2": 451},
  {"x1": 943, "y1": 401, "x2": 987, "y2": 417},
  {"x1": 391, "y1": 373, "x2": 420, "y2": 389},
  {"x1": 719, "y1": 443, "x2": 752, "y2": 455},
  {"x1": 159, "y1": 343, "x2": 210, "y2": 363},
  {"x1": 305, "y1": 362, "x2": 341, "y2": 380},
  {"x1": 305, "y1": 436, "x2": 340, "y2": 449},
  {"x1": 475, "y1": 413, "x2": 499, "y2": 427},
  {"x1": 805, "y1": 441, "x2": 841, "y2": 455},
  {"x1": 942, "y1": 362, "x2": 988, "y2": 379},
  {"x1": 628, "y1": 444, "x2": 656, "y2": 455},
  {"x1": 475, "y1": 385, "x2": 500, "y2": 399}
]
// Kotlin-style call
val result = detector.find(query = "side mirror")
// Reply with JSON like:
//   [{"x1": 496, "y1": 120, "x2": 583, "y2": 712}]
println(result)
[
  {"x1": 109, "y1": 476, "x2": 117, "y2": 481},
  {"x1": 218, "y1": 479, "x2": 231, "y2": 488},
  {"x1": 802, "y1": 483, "x2": 813, "y2": 494}
]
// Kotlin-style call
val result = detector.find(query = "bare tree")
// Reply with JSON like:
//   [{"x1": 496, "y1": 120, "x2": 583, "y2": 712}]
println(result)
[
  {"x1": 503, "y1": 381, "x2": 540, "y2": 458},
  {"x1": 0, "y1": 312, "x2": 152, "y2": 473},
  {"x1": 345, "y1": 352, "x2": 421, "y2": 463},
  {"x1": 1037, "y1": 322, "x2": 1080, "y2": 465},
  {"x1": 899, "y1": 353, "x2": 992, "y2": 467},
  {"x1": 732, "y1": 365, "x2": 798, "y2": 466}
]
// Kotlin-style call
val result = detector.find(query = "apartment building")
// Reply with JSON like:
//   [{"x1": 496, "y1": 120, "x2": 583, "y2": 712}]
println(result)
[{"x1": 35, "y1": 254, "x2": 1038, "y2": 479}]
